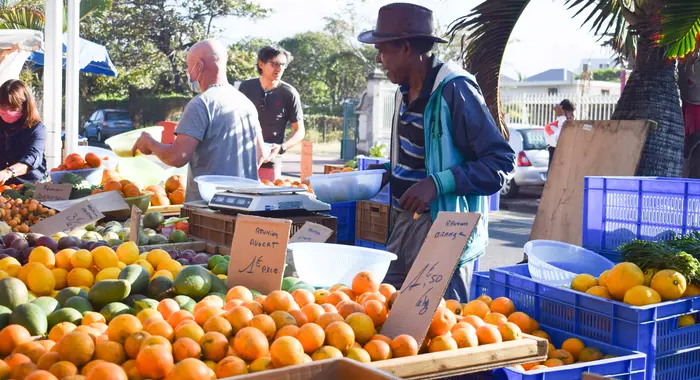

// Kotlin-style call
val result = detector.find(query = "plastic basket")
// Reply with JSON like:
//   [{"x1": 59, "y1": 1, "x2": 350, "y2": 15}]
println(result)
[
  {"x1": 470, "y1": 271, "x2": 489, "y2": 301},
  {"x1": 326, "y1": 202, "x2": 356, "y2": 243},
  {"x1": 358, "y1": 157, "x2": 390, "y2": 204},
  {"x1": 495, "y1": 327, "x2": 646, "y2": 380},
  {"x1": 488, "y1": 264, "x2": 700, "y2": 380},
  {"x1": 582, "y1": 176, "x2": 700, "y2": 262},
  {"x1": 354, "y1": 239, "x2": 386, "y2": 251},
  {"x1": 525, "y1": 240, "x2": 614, "y2": 287}
]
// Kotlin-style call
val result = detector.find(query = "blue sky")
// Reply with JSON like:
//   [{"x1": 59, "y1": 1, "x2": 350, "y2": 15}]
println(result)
[{"x1": 217, "y1": 0, "x2": 615, "y2": 79}]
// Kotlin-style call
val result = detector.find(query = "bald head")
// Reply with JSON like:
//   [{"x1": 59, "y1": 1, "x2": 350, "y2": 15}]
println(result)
[{"x1": 186, "y1": 39, "x2": 229, "y2": 91}]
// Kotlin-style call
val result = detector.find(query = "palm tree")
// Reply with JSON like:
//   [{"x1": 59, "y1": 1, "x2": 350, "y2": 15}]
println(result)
[
  {"x1": 0, "y1": 0, "x2": 112, "y2": 31},
  {"x1": 447, "y1": 0, "x2": 700, "y2": 177}
]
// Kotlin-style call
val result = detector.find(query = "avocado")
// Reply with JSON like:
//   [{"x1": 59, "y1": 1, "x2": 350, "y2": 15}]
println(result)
[
  {"x1": 10, "y1": 303, "x2": 48, "y2": 335},
  {"x1": 173, "y1": 266, "x2": 211, "y2": 299},
  {"x1": 47, "y1": 308, "x2": 83, "y2": 329},
  {"x1": 118, "y1": 265, "x2": 150, "y2": 295},
  {"x1": 0, "y1": 277, "x2": 29, "y2": 310},
  {"x1": 88, "y1": 280, "x2": 131, "y2": 309}
]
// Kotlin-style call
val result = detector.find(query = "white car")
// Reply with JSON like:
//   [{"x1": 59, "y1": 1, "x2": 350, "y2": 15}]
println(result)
[{"x1": 501, "y1": 124, "x2": 550, "y2": 198}]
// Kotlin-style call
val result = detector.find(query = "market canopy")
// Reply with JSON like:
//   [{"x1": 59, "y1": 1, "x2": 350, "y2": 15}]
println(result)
[
  {"x1": 0, "y1": 29, "x2": 43, "y2": 85},
  {"x1": 28, "y1": 34, "x2": 117, "y2": 77}
]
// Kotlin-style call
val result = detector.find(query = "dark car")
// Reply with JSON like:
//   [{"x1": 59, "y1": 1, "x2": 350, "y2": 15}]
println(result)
[{"x1": 82, "y1": 109, "x2": 134, "y2": 142}]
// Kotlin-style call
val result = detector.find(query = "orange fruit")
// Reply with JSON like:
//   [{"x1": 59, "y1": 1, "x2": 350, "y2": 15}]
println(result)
[
  {"x1": 247, "y1": 314, "x2": 277, "y2": 341},
  {"x1": 269, "y1": 310, "x2": 297, "y2": 331},
  {"x1": 484, "y1": 312, "x2": 508, "y2": 326},
  {"x1": 5, "y1": 353, "x2": 31, "y2": 370},
  {"x1": 199, "y1": 332, "x2": 228, "y2": 362},
  {"x1": 429, "y1": 307, "x2": 457, "y2": 337},
  {"x1": 476, "y1": 324, "x2": 503, "y2": 345},
  {"x1": 262, "y1": 291, "x2": 294, "y2": 313},
  {"x1": 378, "y1": 283, "x2": 397, "y2": 300},
  {"x1": 346, "y1": 347, "x2": 371, "y2": 363},
  {"x1": 531, "y1": 330, "x2": 551, "y2": 341},
  {"x1": 364, "y1": 300, "x2": 388, "y2": 326},
  {"x1": 157, "y1": 299, "x2": 180, "y2": 321},
  {"x1": 137, "y1": 309, "x2": 163, "y2": 325},
  {"x1": 462, "y1": 300, "x2": 490, "y2": 318},
  {"x1": 49, "y1": 322, "x2": 77, "y2": 343},
  {"x1": 578, "y1": 347, "x2": 604, "y2": 362},
  {"x1": 139, "y1": 335, "x2": 172, "y2": 353},
  {"x1": 85, "y1": 362, "x2": 127, "y2": 380},
  {"x1": 226, "y1": 286, "x2": 253, "y2": 302},
  {"x1": 288, "y1": 309, "x2": 309, "y2": 327},
  {"x1": 498, "y1": 322, "x2": 522, "y2": 341},
  {"x1": 203, "y1": 315, "x2": 234, "y2": 338},
  {"x1": 490, "y1": 297, "x2": 515, "y2": 316},
  {"x1": 325, "y1": 321, "x2": 355, "y2": 352},
  {"x1": 172, "y1": 338, "x2": 201, "y2": 362},
  {"x1": 428, "y1": 335, "x2": 458, "y2": 352},
  {"x1": 551, "y1": 349, "x2": 574, "y2": 365},
  {"x1": 321, "y1": 303, "x2": 338, "y2": 313},
  {"x1": 291, "y1": 289, "x2": 315, "y2": 308},
  {"x1": 313, "y1": 289, "x2": 330, "y2": 304},
  {"x1": 587, "y1": 285, "x2": 613, "y2": 299},
  {"x1": 146, "y1": 319, "x2": 175, "y2": 342},
  {"x1": 623, "y1": 285, "x2": 661, "y2": 306},
  {"x1": 561, "y1": 338, "x2": 585, "y2": 361},
  {"x1": 94, "y1": 340, "x2": 126, "y2": 364},
  {"x1": 174, "y1": 322, "x2": 204, "y2": 343},
  {"x1": 370, "y1": 334, "x2": 393, "y2": 344},
  {"x1": 270, "y1": 336, "x2": 305, "y2": 368},
  {"x1": 445, "y1": 300, "x2": 463, "y2": 316},
  {"x1": 166, "y1": 358, "x2": 213, "y2": 380},
  {"x1": 315, "y1": 313, "x2": 344, "y2": 330},
  {"x1": 124, "y1": 331, "x2": 151, "y2": 359},
  {"x1": 248, "y1": 356, "x2": 274, "y2": 373},
  {"x1": 56, "y1": 332, "x2": 95, "y2": 366},
  {"x1": 311, "y1": 346, "x2": 343, "y2": 361},
  {"x1": 352, "y1": 271, "x2": 379, "y2": 294},
  {"x1": 165, "y1": 175, "x2": 185, "y2": 193},
  {"x1": 345, "y1": 312, "x2": 375, "y2": 345},
  {"x1": 274, "y1": 325, "x2": 300, "y2": 340},
  {"x1": 390, "y1": 334, "x2": 418, "y2": 357},
  {"x1": 103, "y1": 180, "x2": 122, "y2": 193},
  {"x1": 297, "y1": 323, "x2": 325, "y2": 354},
  {"x1": 364, "y1": 340, "x2": 392, "y2": 361},
  {"x1": 544, "y1": 358, "x2": 564, "y2": 367},
  {"x1": 83, "y1": 312, "x2": 106, "y2": 326},
  {"x1": 607, "y1": 262, "x2": 645, "y2": 300},
  {"x1": 242, "y1": 301, "x2": 264, "y2": 316},
  {"x1": 233, "y1": 327, "x2": 269, "y2": 361},
  {"x1": 451, "y1": 324, "x2": 479, "y2": 348},
  {"x1": 224, "y1": 306, "x2": 254, "y2": 335},
  {"x1": 571, "y1": 273, "x2": 598, "y2": 292},
  {"x1": 335, "y1": 286, "x2": 356, "y2": 301},
  {"x1": 650, "y1": 269, "x2": 687, "y2": 301},
  {"x1": 476, "y1": 295, "x2": 493, "y2": 306},
  {"x1": 14, "y1": 341, "x2": 46, "y2": 363},
  {"x1": 301, "y1": 303, "x2": 325, "y2": 323},
  {"x1": 451, "y1": 321, "x2": 472, "y2": 333},
  {"x1": 0, "y1": 325, "x2": 32, "y2": 356},
  {"x1": 337, "y1": 302, "x2": 365, "y2": 320},
  {"x1": 224, "y1": 300, "x2": 244, "y2": 311},
  {"x1": 326, "y1": 291, "x2": 350, "y2": 306},
  {"x1": 37, "y1": 352, "x2": 61, "y2": 371},
  {"x1": 23, "y1": 369, "x2": 57, "y2": 380},
  {"x1": 107, "y1": 315, "x2": 143, "y2": 344},
  {"x1": 462, "y1": 315, "x2": 486, "y2": 330},
  {"x1": 194, "y1": 305, "x2": 223, "y2": 326},
  {"x1": 137, "y1": 345, "x2": 174, "y2": 379},
  {"x1": 357, "y1": 292, "x2": 386, "y2": 305},
  {"x1": 167, "y1": 310, "x2": 194, "y2": 329},
  {"x1": 507, "y1": 312, "x2": 533, "y2": 334},
  {"x1": 49, "y1": 361, "x2": 78, "y2": 378},
  {"x1": 214, "y1": 356, "x2": 247, "y2": 377}
]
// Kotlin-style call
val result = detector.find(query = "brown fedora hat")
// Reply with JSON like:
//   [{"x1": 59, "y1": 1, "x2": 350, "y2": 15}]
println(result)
[{"x1": 358, "y1": 3, "x2": 448, "y2": 44}]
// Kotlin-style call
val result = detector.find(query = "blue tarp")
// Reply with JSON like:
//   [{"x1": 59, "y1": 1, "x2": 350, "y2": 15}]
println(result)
[{"x1": 28, "y1": 35, "x2": 117, "y2": 77}]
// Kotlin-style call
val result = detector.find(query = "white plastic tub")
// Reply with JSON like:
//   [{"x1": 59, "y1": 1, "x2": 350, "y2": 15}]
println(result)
[
  {"x1": 104, "y1": 126, "x2": 163, "y2": 157},
  {"x1": 193, "y1": 175, "x2": 262, "y2": 202},
  {"x1": 525, "y1": 240, "x2": 615, "y2": 287},
  {"x1": 307, "y1": 169, "x2": 385, "y2": 204}
]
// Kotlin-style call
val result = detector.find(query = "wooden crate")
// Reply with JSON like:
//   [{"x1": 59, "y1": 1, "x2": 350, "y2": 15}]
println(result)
[
  {"x1": 235, "y1": 358, "x2": 399, "y2": 379},
  {"x1": 137, "y1": 239, "x2": 230, "y2": 255},
  {"x1": 370, "y1": 335, "x2": 548, "y2": 379},
  {"x1": 181, "y1": 202, "x2": 338, "y2": 247},
  {"x1": 324, "y1": 164, "x2": 345, "y2": 174},
  {"x1": 147, "y1": 204, "x2": 183, "y2": 216},
  {"x1": 355, "y1": 201, "x2": 390, "y2": 244}
]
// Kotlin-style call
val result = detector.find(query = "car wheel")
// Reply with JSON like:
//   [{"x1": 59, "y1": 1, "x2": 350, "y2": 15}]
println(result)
[
  {"x1": 500, "y1": 178, "x2": 519, "y2": 198},
  {"x1": 96, "y1": 130, "x2": 103, "y2": 142}
]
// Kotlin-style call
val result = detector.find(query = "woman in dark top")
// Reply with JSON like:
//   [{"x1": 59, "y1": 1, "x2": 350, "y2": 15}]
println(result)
[{"x1": 0, "y1": 79, "x2": 46, "y2": 185}]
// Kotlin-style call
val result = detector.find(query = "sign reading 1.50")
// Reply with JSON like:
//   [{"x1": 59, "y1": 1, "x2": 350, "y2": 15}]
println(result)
[{"x1": 401, "y1": 262, "x2": 443, "y2": 315}]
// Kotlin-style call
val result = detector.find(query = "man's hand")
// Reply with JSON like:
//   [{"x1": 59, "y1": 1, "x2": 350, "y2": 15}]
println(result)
[
  {"x1": 0, "y1": 170, "x2": 12, "y2": 186},
  {"x1": 366, "y1": 163, "x2": 390, "y2": 187},
  {"x1": 399, "y1": 177, "x2": 437, "y2": 215},
  {"x1": 264, "y1": 144, "x2": 282, "y2": 163},
  {"x1": 131, "y1": 132, "x2": 156, "y2": 157}
]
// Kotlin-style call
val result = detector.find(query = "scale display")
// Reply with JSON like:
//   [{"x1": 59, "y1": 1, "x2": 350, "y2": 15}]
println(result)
[{"x1": 207, "y1": 187, "x2": 330, "y2": 213}]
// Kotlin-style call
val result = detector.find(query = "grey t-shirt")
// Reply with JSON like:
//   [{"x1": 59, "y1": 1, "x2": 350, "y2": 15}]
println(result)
[{"x1": 175, "y1": 84, "x2": 261, "y2": 202}]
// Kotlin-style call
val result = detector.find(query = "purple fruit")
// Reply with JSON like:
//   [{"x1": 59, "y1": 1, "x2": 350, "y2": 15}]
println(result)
[
  {"x1": 111, "y1": 245, "x2": 119, "y2": 251},
  {"x1": 191, "y1": 253, "x2": 210, "y2": 265},
  {"x1": 10, "y1": 238, "x2": 28, "y2": 252},
  {"x1": 20, "y1": 246, "x2": 33, "y2": 263},
  {"x1": 176, "y1": 258, "x2": 189, "y2": 266},
  {"x1": 58, "y1": 236, "x2": 76, "y2": 250},
  {"x1": 3, "y1": 248, "x2": 18, "y2": 259},
  {"x1": 36, "y1": 236, "x2": 58, "y2": 252},
  {"x1": 181, "y1": 249, "x2": 196, "y2": 256},
  {"x1": 0, "y1": 254, "x2": 8, "y2": 260},
  {"x1": 3, "y1": 232, "x2": 22, "y2": 247},
  {"x1": 168, "y1": 250, "x2": 178, "y2": 259},
  {"x1": 178, "y1": 251, "x2": 194, "y2": 262},
  {"x1": 25, "y1": 233, "x2": 42, "y2": 247},
  {"x1": 79, "y1": 240, "x2": 92, "y2": 250}
]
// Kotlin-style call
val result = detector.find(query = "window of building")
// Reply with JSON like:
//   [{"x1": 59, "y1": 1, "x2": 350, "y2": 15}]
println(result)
[
  {"x1": 601, "y1": 89, "x2": 610, "y2": 95},
  {"x1": 548, "y1": 88, "x2": 558, "y2": 96}
]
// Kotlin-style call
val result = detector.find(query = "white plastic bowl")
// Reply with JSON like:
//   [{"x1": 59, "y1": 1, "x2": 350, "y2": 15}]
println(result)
[
  {"x1": 289, "y1": 242, "x2": 397, "y2": 287},
  {"x1": 194, "y1": 175, "x2": 262, "y2": 202},
  {"x1": 307, "y1": 169, "x2": 385, "y2": 203},
  {"x1": 525, "y1": 240, "x2": 615, "y2": 287},
  {"x1": 105, "y1": 126, "x2": 164, "y2": 157},
  {"x1": 74, "y1": 146, "x2": 119, "y2": 170}
]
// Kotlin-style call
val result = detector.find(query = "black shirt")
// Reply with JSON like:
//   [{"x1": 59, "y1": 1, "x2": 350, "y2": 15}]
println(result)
[
  {"x1": 238, "y1": 79, "x2": 304, "y2": 145},
  {"x1": 0, "y1": 121, "x2": 47, "y2": 184}
]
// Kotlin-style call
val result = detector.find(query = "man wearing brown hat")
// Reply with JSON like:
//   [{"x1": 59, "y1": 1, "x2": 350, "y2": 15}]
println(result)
[{"x1": 359, "y1": 3, "x2": 515, "y2": 302}]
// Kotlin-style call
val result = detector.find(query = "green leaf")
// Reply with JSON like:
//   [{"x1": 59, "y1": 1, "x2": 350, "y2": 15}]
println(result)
[
  {"x1": 0, "y1": 6, "x2": 44, "y2": 30},
  {"x1": 658, "y1": 1, "x2": 700, "y2": 59}
]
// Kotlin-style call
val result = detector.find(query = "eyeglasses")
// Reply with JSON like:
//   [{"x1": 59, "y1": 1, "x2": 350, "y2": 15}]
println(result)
[{"x1": 267, "y1": 61, "x2": 287, "y2": 69}]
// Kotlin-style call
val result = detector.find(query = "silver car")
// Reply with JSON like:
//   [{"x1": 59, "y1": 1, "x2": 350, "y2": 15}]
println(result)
[
  {"x1": 82, "y1": 109, "x2": 134, "y2": 142},
  {"x1": 501, "y1": 124, "x2": 550, "y2": 198}
]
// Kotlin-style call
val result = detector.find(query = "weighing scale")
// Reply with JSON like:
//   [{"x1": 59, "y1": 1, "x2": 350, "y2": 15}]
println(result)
[{"x1": 207, "y1": 186, "x2": 331, "y2": 215}]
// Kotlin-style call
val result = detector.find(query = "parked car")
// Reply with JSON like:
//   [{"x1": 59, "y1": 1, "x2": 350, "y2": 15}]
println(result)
[
  {"x1": 81, "y1": 109, "x2": 134, "y2": 142},
  {"x1": 501, "y1": 124, "x2": 550, "y2": 198}
]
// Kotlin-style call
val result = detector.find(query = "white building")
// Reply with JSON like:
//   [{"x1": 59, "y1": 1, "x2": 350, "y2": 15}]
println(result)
[
  {"x1": 578, "y1": 58, "x2": 618, "y2": 73},
  {"x1": 499, "y1": 68, "x2": 621, "y2": 97}
]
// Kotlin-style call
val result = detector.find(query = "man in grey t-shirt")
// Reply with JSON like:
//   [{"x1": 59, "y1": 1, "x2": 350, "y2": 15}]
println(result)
[{"x1": 132, "y1": 39, "x2": 266, "y2": 201}]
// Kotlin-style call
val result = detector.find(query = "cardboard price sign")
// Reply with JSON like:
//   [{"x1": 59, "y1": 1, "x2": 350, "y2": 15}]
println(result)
[
  {"x1": 300, "y1": 141, "x2": 313, "y2": 182},
  {"x1": 380, "y1": 212, "x2": 481, "y2": 343},
  {"x1": 289, "y1": 221, "x2": 333, "y2": 243},
  {"x1": 227, "y1": 214, "x2": 292, "y2": 294},
  {"x1": 129, "y1": 206, "x2": 142, "y2": 243},
  {"x1": 34, "y1": 183, "x2": 72, "y2": 202},
  {"x1": 31, "y1": 199, "x2": 104, "y2": 236}
]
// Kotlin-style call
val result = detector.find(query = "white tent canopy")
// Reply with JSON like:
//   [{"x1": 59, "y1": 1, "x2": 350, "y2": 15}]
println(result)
[{"x1": 0, "y1": 30, "x2": 43, "y2": 85}]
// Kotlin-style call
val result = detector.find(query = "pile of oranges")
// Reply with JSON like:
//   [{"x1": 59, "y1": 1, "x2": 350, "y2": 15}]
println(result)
[
  {"x1": 0, "y1": 198, "x2": 55, "y2": 233},
  {"x1": 145, "y1": 176, "x2": 186, "y2": 206},
  {"x1": 260, "y1": 178, "x2": 313, "y2": 194},
  {"x1": 0, "y1": 271, "x2": 534, "y2": 380},
  {"x1": 51, "y1": 153, "x2": 104, "y2": 172}
]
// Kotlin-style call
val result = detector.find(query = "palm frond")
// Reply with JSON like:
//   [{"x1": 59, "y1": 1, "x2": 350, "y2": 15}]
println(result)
[
  {"x1": 0, "y1": 6, "x2": 44, "y2": 30},
  {"x1": 79, "y1": 0, "x2": 112, "y2": 20},
  {"x1": 446, "y1": 0, "x2": 530, "y2": 141},
  {"x1": 658, "y1": 1, "x2": 700, "y2": 60}
]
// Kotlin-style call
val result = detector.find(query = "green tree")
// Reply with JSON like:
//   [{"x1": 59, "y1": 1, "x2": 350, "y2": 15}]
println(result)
[
  {"x1": 447, "y1": 0, "x2": 700, "y2": 177},
  {"x1": 226, "y1": 36, "x2": 272, "y2": 83},
  {"x1": 575, "y1": 68, "x2": 623, "y2": 83}
]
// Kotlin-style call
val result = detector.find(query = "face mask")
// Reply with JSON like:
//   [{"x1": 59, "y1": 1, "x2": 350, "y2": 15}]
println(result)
[
  {"x1": 187, "y1": 61, "x2": 203, "y2": 93},
  {"x1": 0, "y1": 110, "x2": 22, "y2": 124}
]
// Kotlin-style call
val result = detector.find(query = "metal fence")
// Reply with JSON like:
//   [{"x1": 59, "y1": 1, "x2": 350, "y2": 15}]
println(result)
[{"x1": 501, "y1": 94, "x2": 620, "y2": 126}]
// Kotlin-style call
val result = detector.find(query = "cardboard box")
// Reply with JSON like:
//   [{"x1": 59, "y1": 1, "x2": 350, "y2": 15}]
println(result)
[{"x1": 227, "y1": 358, "x2": 400, "y2": 380}]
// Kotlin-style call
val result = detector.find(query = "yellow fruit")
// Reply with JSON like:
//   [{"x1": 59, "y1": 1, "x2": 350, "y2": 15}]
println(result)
[
  {"x1": 578, "y1": 347, "x2": 603, "y2": 362},
  {"x1": 678, "y1": 314, "x2": 695, "y2": 327},
  {"x1": 0, "y1": 270, "x2": 8, "y2": 280},
  {"x1": 586, "y1": 286, "x2": 612, "y2": 299},
  {"x1": 67, "y1": 268, "x2": 95, "y2": 288},
  {"x1": 147, "y1": 250, "x2": 170, "y2": 268},
  {"x1": 51, "y1": 268, "x2": 68, "y2": 290},
  {"x1": 571, "y1": 274, "x2": 598, "y2": 293},
  {"x1": 0, "y1": 257, "x2": 20, "y2": 277},
  {"x1": 157, "y1": 260, "x2": 182, "y2": 277},
  {"x1": 684, "y1": 283, "x2": 700, "y2": 297},
  {"x1": 561, "y1": 338, "x2": 585, "y2": 361},
  {"x1": 95, "y1": 268, "x2": 122, "y2": 283},
  {"x1": 19, "y1": 262, "x2": 43, "y2": 283},
  {"x1": 152, "y1": 270, "x2": 174, "y2": 281},
  {"x1": 70, "y1": 249, "x2": 93, "y2": 269},
  {"x1": 54, "y1": 249, "x2": 76, "y2": 271},
  {"x1": 134, "y1": 259, "x2": 154, "y2": 277},
  {"x1": 116, "y1": 241, "x2": 139, "y2": 265},
  {"x1": 27, "y1": 264, "x2": 55, "y2": 295},
  {"x1": 650, "y1": 269, "x2": 687, "y2": 301},
  {"x1": 91, "y1": 246, "x2": 119, "y2": 270},
  {"x1": 607, "y1": 262, "x2": 645, "y2": 300},
  {"x1": 598, "y1": 270, "x2": 609, "y2": 287},
  {"x1": 623, "y1": 285, "x2": 661, "y2": 306},
  {"x1": 29, "y1": 246, "x2": 56, "y2": 268},
  {"x1": 117, "y1": 262, "x2": 126, "y2": 269},
  {"x1": 643, "y1": 268, "x2": 658, "y2": 286}
]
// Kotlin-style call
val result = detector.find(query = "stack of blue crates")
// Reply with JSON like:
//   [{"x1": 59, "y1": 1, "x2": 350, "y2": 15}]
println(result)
[
  {"x1": 325, "y1": 202, "x2": 356, "y2": 245},
  {"x1": 358, "y1": 157, "x2": 390, "y2": 205}
]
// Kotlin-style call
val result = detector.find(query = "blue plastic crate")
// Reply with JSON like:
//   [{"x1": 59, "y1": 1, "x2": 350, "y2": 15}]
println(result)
[
  {"x1": 358, "y1": 156, "x2": 389, "y2": 170},
  {"x1": 354, "y1": 238, "x2": 386, "y2": 251},
  {"x1": 490, "y1": 192, "x2": 500, "y2": 212},
  {"x1": 582, "y1": 177, "x2": 700, "y2": 260},
  {"x1": 495, "y1": 327, "x2": 646, "y2": 380},
  {"x1": 470, "y1": 271, "x2": 489, "y2": 301},
  {"x1": 326, "y1": 202, "x2": 356, "y2": 243},
  {"x1": 488, "y1": 264, "x2": 700, "y2": 380}
]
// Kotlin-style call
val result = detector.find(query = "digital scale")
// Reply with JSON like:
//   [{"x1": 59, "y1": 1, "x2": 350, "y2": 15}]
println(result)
[{"x1": 207, "y1": 186, "x2": 331, "y2": 215}]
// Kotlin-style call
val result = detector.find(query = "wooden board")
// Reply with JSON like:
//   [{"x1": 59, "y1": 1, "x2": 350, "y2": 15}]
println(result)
[
  {"x1": 147, "y1": 204, "x2": 183, "y2": 216},
  {"x1": 369, "y1": 335, "x2": 548, "y2": 379},
  {"x1": 530, "y1": 120, "x2": 653, "y2": 245}
]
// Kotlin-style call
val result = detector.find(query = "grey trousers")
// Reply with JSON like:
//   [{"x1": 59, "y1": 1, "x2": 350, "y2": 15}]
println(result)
[{"x1": 385, "y1": 209, "x2": 475, "y2": 303}]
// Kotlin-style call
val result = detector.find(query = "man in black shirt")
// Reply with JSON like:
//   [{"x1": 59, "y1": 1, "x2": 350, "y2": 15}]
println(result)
[{"x1": 238, "y1": 46, "x2": 305, "y2": 181}]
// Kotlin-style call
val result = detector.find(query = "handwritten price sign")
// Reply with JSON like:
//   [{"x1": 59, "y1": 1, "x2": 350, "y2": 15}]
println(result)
[
  {"x1": 226, "y1": 214, "x2": 291, "y2": 294},
  {"x1": 289, "y1": 221, "x2": 333, "y2": 243},
  {"x1": 34, "y1": 183, "x2": 72, "y2": 202},
  {"x1": 31, "y1": 200, "x2": 104, "y2": 236},
  {"x1": 380, "y1": 212, "x2": 480, "y2": 343}
]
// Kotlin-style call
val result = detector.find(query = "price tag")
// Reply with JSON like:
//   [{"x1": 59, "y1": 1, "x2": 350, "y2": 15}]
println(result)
[
  {"x1": 300, "y1": 141, "x2": 313, "y2": 182},
  {"x1": 289, "y1": 221, "x2": 333, "y2": 243},
  {"x1": 31, "y1": 199, "x2": 104, "y2": 236},
  {"x1": 227, "y1": 214, "x2": 292, "y2": 294},
  {"x1": 380, "y1": 212, "x2": 480, "y2": 344},
  {"x1": 34, "y1": 183, "x2": 72, "y2": 202},
  {"x1": 129, "y1": 205, "x2": 142, "y2": 243}
]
